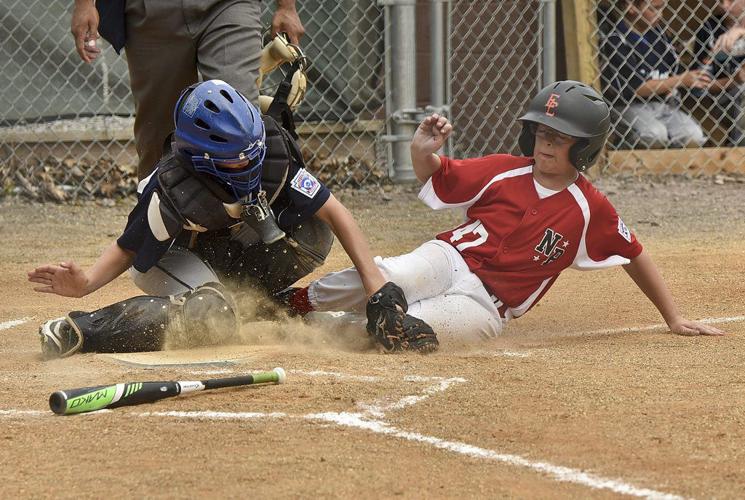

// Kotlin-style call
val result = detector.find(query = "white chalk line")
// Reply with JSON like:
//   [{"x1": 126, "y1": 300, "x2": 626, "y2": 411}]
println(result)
[
  {"x1": 0, "y1": 317, "x2": 31, "y2": 331},
  {"x1": 581, "y1": 315, "x2": 745, "y2": 336},
  {"x1": 0, "y1": 407, "x2": 682, "y2": 498},
  {"x1": 358, "y1": 376, "x2": 467, "y2": 417},
  {"x1": 289, "y1": 369, "x2": 380, "y2": 382},
  {"x1": 0, "y1": 368, "x2": 682, "y2": 498},
  {"x1": 494, "y1": 350, "x2": 532, "y2": 358},
  {"x1": 306, "y1": 412, "x2": 681, "y2": 500},
  {"x1": 0, "y1": 410, "x2": 45, "y2": 417}
]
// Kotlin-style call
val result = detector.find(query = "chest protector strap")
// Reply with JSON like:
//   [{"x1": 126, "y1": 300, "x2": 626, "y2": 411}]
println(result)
[{"x1": 157, "y1": 116, "x2": 296, "y2": 232}]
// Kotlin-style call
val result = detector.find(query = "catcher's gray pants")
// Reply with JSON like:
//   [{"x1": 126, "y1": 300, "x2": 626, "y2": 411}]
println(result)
[
  {"x1": 125, "y1": 0, "x2": 262, "y2": 180},
  {"x1": 130, "y1": 246, "x2": 218, "y2": 296},
  {"x1": 308, "y1": 240, "x2": 504, "y2": 345}
]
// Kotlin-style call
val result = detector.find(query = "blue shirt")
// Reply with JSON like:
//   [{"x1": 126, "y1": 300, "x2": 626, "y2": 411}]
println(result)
[
  {"x1": 600, "y1": 21, "x2": 680, "y2": 105},
  {"x1": 117, "y1": 161, "x2": 331, "y2": 273}
]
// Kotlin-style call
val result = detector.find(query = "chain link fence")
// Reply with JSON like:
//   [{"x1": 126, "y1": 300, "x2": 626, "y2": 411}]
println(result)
[
  {"x1": 447, "y1": 0, "x2": 745, "y2": 177},
  {"x1": 0, "y1": 0, "x2": 388, "y2": 201},
  {"x1": 594, "y1": 0, "x2": 745, "y2": 175},
  {"x1": 1, "y1": 0, "x2": 742, "y2": 202},
  {"x1": 447, "y1": 0, "x2": 542, "y2": 158}
]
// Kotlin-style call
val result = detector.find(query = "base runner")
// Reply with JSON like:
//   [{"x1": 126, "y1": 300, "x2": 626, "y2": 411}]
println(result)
[{"x1": 278, "y1": 80, "x2": 724, "y2": 345}]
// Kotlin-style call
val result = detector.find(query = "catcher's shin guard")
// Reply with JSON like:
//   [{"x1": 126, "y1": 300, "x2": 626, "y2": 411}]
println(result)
[
  {"x1": 66, "y1": 296, "x2": 172, "y2": 354},
  {"x1": 169, "y1": 283, "x2": 239, "y2": 347},
  {"x1": 42, "y1": 284, "x2": 239, "y2": 357}
]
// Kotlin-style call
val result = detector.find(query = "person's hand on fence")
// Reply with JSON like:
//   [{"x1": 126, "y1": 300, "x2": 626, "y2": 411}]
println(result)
[
  {"x1": 71, "y1": 0, "x2": 101, "y2": 63},
  {"x1": 677, "y1": 69, "x2": 712, "y2": 90},
  {"x1": 735, "y1": 65, "x2": 745, "y2": 85},
  {"x1": 713, "y1": 26, "x2": 745, "y2": 54},
  {"x1": 271, "y1": 4, "x2": 305, "y2": 45},
  {"x1": 411, "y1": 114, "x2": 452, "y2": 157}
]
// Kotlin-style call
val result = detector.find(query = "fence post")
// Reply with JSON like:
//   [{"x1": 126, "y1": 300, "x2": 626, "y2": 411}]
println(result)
[
  {"x1": 380, "y1": 0, "x2": 418, "y2": 183},
  {"x1": 541, "y1": 0, "x2": 557, "y2": 87},
  {"x1": 430, "y1": 0, "x2": 445, "y2": 114}
]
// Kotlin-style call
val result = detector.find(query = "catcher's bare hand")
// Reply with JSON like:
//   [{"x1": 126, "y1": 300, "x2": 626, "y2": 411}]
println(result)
[
  {"x1": 71, "y1": 0, "x2": 101, "y2": 63},
  {"x1": 411, "y1": 114, "x2": 453, "y2": 157},
  {"x1": 668, "y1": 318, "x2": 725, "y2": 336},
  {"x1": 28, "y1": 262, "x2": 89, "y2": 298}
]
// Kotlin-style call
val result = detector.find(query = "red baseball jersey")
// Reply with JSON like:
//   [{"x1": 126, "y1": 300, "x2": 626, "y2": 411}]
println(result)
[{"x1": 418, "y1": 154, "x2": 643, "y2": 320}]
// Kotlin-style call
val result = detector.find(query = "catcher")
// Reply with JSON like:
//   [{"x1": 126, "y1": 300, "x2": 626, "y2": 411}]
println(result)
[
  {"x1": 277, "y1": 80, "x2": 724, "y2": 347},
  {"x1": 27, "y1": 79, "x2": 438, "y2": 358}
]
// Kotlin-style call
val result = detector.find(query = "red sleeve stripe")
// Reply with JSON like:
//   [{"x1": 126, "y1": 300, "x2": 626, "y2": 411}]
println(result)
[{"x1": 418, "y1": 165, "x2": 534, "y2": 210}]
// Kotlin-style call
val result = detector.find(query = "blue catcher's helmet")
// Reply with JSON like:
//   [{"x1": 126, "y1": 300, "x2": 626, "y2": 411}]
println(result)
[{"x1": 173, "y1": 79, "x2": 266, "y2": 200}]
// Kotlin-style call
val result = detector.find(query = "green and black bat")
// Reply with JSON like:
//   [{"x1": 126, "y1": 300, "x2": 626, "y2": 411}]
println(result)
[{"x1": 49, "y1": 367, "x2": 286, "y2": 415}]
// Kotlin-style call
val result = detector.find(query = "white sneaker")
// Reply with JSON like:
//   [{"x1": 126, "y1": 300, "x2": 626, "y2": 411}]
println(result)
[{"x1": 39, "y1": 317, "x2": 82, "y2": 359}]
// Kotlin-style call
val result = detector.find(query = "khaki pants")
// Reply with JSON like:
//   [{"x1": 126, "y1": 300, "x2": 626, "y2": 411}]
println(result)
[{"x1": 125, "y1": 0, "x2": 262, "y2": 179}]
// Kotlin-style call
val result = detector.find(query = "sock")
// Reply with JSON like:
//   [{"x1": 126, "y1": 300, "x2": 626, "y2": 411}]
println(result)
[{"x1": 289, "y1": 286, "x2": 314, "y2": 316}]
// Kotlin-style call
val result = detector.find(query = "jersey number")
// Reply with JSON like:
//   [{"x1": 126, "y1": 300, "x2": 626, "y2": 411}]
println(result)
[{"x1": 450, "y1": 219, "x2": 488, "y2": 251}]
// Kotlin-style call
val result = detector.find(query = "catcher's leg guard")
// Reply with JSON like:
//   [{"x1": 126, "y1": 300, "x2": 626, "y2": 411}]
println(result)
[
  {"x1": 41, "y1": 284, "x2": 239, "y2": 357},
  {"x1": 169, "y1": 283, "x2": 239, "y2": 348},
  {"x1": 67, "y1": 296, "x2": 172, "y2": 354}
]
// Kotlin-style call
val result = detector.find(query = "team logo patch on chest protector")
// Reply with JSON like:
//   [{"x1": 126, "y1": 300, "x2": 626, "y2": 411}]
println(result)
[{"x1": 534, "y1": 228, "x2": 567, "y2": 266}]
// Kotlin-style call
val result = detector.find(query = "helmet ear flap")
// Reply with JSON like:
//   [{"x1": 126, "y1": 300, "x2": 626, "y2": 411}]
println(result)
[
  {"x1": 518, "y1": 122, "x2": 536, "y2": 156},
  {"x1": 569, "y1": 140, "x2": 585, "y2": 171}
]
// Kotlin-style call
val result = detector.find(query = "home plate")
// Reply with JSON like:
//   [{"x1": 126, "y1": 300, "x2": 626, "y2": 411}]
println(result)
[{"x1": 101, "y1": 345, "x2": 278, "y2": 368}]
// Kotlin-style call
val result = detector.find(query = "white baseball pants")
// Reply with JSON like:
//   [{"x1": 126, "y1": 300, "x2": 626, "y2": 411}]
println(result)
[{"x1": 308, "y1": 240, "x2": 503, "y2": 343}]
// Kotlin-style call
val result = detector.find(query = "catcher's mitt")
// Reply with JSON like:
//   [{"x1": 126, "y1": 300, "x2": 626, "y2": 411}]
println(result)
[{"x1": 365, "y1": 282, "x2": 439, "y2": 353}]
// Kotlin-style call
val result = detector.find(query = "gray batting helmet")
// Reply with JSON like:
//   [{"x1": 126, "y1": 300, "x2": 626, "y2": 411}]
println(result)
[{"x1": 518, "y1": 80, "x2": 610, "y2": 171}]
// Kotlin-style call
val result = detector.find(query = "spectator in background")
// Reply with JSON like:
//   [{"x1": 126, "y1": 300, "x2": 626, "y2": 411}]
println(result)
[
  {"x1": 69, "y1": 0, "x2": 305, "y2": 180},
  {"x1": 693, "y1": 0, "x2": 745, "y2": 146},
  {"x1": 600, "y1": 0, "x2": 708, "y2": 149}
]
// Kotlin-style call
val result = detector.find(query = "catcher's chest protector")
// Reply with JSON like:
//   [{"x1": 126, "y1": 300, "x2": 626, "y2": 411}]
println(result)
[{"x1": 156, "y1": 115, "x2": 295, "y2": 232}]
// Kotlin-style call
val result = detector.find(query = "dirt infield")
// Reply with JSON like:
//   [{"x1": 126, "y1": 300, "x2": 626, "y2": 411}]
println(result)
[{"x1": 1, "y1": 177, "x2": 744, "y2": 499}]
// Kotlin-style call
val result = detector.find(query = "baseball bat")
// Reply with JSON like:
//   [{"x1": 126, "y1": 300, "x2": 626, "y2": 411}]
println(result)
[{"x1": 49, "y1": 367, "x2": 286, "y2": 416}]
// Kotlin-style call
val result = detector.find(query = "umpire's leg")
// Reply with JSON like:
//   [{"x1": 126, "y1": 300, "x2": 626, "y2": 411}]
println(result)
[
  {"x1": 125, "y1": 0, "x2": 198, "y2": 180},
  {"x1": 195, "y1": 0, "x2": 262, "y2": 105}
]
